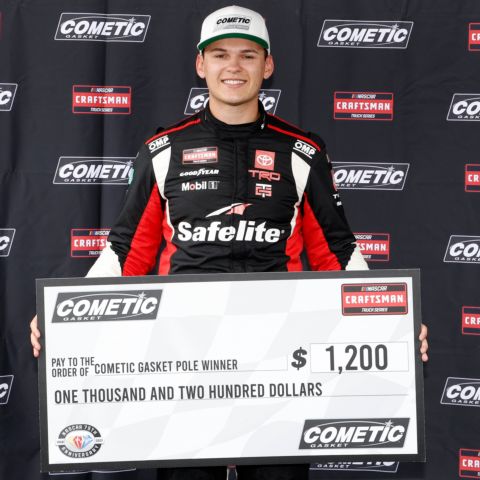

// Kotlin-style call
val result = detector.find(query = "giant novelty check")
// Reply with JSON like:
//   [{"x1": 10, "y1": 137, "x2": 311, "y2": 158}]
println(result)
[{"x1": 37, "y1": 270, "x2": 425, "y2": 472}]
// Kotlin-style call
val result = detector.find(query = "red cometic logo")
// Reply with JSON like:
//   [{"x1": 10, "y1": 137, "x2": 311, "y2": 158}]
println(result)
[
  {"x1": 342, "y1": 283, "x2": 408, "y2": 315},
  {"x1": 255, "y1": 150, "x2": 275, "y2": 170},
  {"x1": 72, "y1": 85, "x2": 131, "y2": 114},
  {"x1": 459, "y1": 449, "x2": 480, "y2": 478},
  {"x1": 465, "y1": 164, "x2": 480, "y2": 192},
  {"x1": 334, "y1": 92, "x2": 394, "y2": 120},
  {"x1": 354, "y1": 233, "x2": 390, "y2": 261},
  {"x1": 71, "y1": 229, "x2": 110, "y2": 257},
  {"x1": 469, "y1": 23, "x2": 480, "y2": 51},
  {"x1": 462, "y1": 306, "x2": 480, "y2": 335}
]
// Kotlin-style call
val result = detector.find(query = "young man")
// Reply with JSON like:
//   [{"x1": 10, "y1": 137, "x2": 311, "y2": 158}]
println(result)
[{"x1": 31, "y1": 5, "x2": 428, "y2": 479}]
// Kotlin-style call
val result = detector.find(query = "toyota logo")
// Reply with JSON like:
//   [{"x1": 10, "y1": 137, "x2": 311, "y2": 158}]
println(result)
[{"x1": 257, "y1": 154, "x2": 273, "y2": 167}]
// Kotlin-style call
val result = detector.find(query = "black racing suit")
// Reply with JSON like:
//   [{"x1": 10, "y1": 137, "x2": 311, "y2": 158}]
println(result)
[{"x1": 88, "y1": 103, "x2": 367, "y2": 479}]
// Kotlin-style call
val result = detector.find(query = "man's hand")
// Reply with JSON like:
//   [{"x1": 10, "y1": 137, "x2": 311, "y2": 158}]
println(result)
[
  {"x1": 419, "y1": 323, "x2": 428, "y2": 362},
  {"x1": 30, "y1": 315, "x2": 41, "y2": 358}
]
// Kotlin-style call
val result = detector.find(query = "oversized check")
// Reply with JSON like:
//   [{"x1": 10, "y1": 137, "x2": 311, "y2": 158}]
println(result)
[{"x1": 37, "y1": 270, "x2": 425, "y2": 472}]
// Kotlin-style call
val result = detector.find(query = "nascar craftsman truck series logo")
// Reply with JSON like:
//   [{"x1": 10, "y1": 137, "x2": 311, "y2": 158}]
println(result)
[
  {"x1": 52, "y1": 290, "x2": 162, "y2": 322},
  {"x1": 318, "y1": 20, "x2": 413, "y2": 48}
]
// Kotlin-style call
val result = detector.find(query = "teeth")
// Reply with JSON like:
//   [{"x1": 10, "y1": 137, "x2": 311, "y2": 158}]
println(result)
[{"x1": 223, "y1": 80, "x2": 245, "y2": 85}]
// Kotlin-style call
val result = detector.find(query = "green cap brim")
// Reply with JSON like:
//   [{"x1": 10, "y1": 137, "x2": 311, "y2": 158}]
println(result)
[{"x1": 198, "y1": 33, "x2": 269, "y2": 52}]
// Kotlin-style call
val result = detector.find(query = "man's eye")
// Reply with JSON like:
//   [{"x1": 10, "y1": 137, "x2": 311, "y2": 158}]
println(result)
[{"x1": 214, "y1": 54, "x2": 226, "y2": 59}]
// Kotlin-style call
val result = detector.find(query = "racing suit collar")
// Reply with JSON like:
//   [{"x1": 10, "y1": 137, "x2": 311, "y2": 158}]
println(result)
[{"x1": 203, "y1": 101, "x2": 266, "y2": 139}]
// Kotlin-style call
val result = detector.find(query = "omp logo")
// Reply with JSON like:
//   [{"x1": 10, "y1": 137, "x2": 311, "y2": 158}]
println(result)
[
  {"x1": 0, "y1": 375, "x2": 14, "y2": 405},
  {"x1": 332, "y1": 162, "x2": 409, "y2": 190},
  {"x1": 53, "y1": 157, "x2": 134, "y2": 185},
  {"x1": 342, "y1": 283, "x2": 408, "y2": 315},
  {"x1": 55, "y1": 13, "x2": 150, "y2": 42},
  {"x1": 72, "y1": 85, "x2": 131, "y2": 114},
  {"x1": 447, "y1": 94, "x2": 480, "y2": 121},
  {"x1": 463, "y1": 306, "x2": 480, "y2": 335},
  {"x1": 293, "y1": 140, "x2": 316, "y2": 159},
  {"x1": 56, "y1": 424, "x2": 103, "y2": 458},
  {"x1": 469, "y1": 23, "x2": 480, "y2": 51},
  {"x1": 354, "y1": 233, "x2": 390, "y2": 262},
  {"x1": 52, "y1": 290, "x2": 162, "y2": 322},
  {"x1": 311, "y1": 462, "x2": 399, "y2": 473},
  {"x1": 71, "y1": 228, "x2": 110, "y2": 258},
  {"x1": 459, "y1": 449, "x2": 480, "y2": 478},
  {"x1": 334, "y1": 92, "x2": 394, "y2": 120},
  {"x1": 147, "y1": 135, "x2": 170, "y2": 153},
  {"x1": 214, "y1": 15, "x2": 251, "y2": 31},
  {"x1": 299, "y1": 419, "x2": 409, "y2": 449},
  {"x1": 318, "y1": 20, "x2": 413, "y2": 49},
  {"x1": 0, "y1": 83, "x2": 18, "y2": 111},
  {"x1": 465, "y1": 164, "x2": 480, "y2": 192},
  {"x1": 177, "y1": 204, "x2": 283, "y2": 243},
  {"x1": 444, "y1": 236, "x2": 480, "y2": 263},
  {"x1": 441, "y1": 377, "x2": 480, "y2": 407},
  {"x1": 0, "y1": 229, "x2": 15, "y2": 257},
  {"x1": 184, "y1": 88, "x2": 281, "y2": 115}
]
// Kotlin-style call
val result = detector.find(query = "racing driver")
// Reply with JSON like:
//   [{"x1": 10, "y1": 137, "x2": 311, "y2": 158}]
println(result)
[{"x1": 31, "y1": 5, "x2": 429, "y2": 480}]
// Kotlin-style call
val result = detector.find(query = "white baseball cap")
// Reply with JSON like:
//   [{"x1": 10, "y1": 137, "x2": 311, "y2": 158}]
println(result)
[{"x1": 197, "y1": 5, "x2": 270, "y2": 53}]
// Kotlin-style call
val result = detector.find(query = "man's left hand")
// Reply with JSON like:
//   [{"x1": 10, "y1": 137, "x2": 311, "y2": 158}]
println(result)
[{"x1": 419, "y1": 324, "x2": 428, "y2": 362}]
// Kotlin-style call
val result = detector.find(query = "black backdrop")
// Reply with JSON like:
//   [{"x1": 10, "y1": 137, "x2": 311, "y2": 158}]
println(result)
[{"x1": 1, "y1": 1, "x2": 479, "y2": 479}]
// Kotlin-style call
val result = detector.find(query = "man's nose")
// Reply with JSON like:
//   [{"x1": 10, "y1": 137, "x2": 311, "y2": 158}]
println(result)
[{"x1": 226, "y1": 55, "x2": 241, "y2": 72}]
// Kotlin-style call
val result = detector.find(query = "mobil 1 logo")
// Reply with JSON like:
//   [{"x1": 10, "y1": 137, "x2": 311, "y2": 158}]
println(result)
[
  {"x1": 0, "y1": 83, "x2": 18, "y2": 111},
  {"x1": 318, "y1": 20, "x2": 413, "y2": 48},
  {"x1": 184, "y1": 88, "x2": 281, "y2": 115}
]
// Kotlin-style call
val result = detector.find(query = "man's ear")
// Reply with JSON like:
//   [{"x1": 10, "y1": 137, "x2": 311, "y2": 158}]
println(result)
[
  {"x1": 263, "y1": 54, "x2": 274, "y2": 80},
  {"x1": 196, "y1": 53, "x2": 206, "y2": 79}
]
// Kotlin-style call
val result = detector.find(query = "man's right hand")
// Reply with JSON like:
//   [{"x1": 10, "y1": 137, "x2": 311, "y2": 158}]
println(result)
[{"x1": 30, "y1": 315, "x2": 41, "y2": 358}]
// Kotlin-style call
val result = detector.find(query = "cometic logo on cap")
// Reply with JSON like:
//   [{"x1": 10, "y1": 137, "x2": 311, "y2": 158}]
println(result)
[{"x1": 214, "y1": 15, "x2": 251, "y2": 32}]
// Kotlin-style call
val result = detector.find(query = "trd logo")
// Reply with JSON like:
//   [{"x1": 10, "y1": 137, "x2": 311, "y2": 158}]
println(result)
[
  {"x1": 0, "y1": 375, "x2": 14, "y2": 405},
  {"x1": 184, "y1": 88, "x2": 281, "y2": 115}
]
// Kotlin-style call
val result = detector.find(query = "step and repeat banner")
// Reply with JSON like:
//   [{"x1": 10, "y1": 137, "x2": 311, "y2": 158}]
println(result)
[{"x1": 0, "y1": 1, "x2": 479, "y2": 479}]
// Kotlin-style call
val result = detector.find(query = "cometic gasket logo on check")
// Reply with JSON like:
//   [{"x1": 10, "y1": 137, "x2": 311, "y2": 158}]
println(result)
[
  {"x1": 55, "y1": 13, "x2": 150, "y2": 42},
  {"x1": 311, "y1": 462, "x2": 399, "y2": 473},
  {"x1": 56, "y1": 424, "x2": 104, "y2": 458},
  {"x1": 341, "y1": 283, "x2": 408, "y2": 315},
  {"x1": 299, "y1": 418, "x2": 409, "y2": 449},
  {"x1": 318, "y1": 20, "x2": 413, "y2": 49},
  {"x1": 52, "y1": 290, "x2": 163, "y2": 323}
]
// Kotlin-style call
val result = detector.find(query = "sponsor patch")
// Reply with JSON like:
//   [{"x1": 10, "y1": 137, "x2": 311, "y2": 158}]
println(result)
[
  {"x1": 318, "y1": 20, "x2": 413, "y2": 49},
  {"x1": 311, "y1": 462, "x2": 399, "y2": 473},
  {"x1": 181, "y1": 180, "x2": 219, "y2": 192},
  {"x1": 248, "y1": 169, "x2": 281, "y2": 181},
  {"x1": 72, "y1": 85, "x2": 131, "y2": 114},
  {"x1": 459, "y1": 449, "x2": 480, "y2": 478},
  {"x1": 334, "y1": 92, "x2": 394, "y2": 120},
  {"x1": 0, "y1": 83, "x2": 18, "y2": 111},
  {"x1": 0, "y1": 229, "x2": 15, "y2": 257},
  {"x1": 254, "y1": 150, "x2": 275, "y2": 170},
  {"x1": 214, "y1": 15, "x2": 251, "y2": 32},
  {"x1": 354, "y1": 233, "x2": 390, "y2": 261},
  {"x1": 148, "y1": 135, "x2": 170, "y2": 153},
  {"x1": 0, "y1": 375, "x2": 14, "y2": 405},
  {"x1": 332, "y1": 162, "x2": 409, "y2": 190},
  {"x1": 444, "y1": 235, "x2": 480, "y2": 263},
  {"x1": 447, "y1": 94, "x2": 480, "y2": 121},
  {"x1": 469, "y1": 23, "x2": 480, "y2": 51},
  {"x1": 293, "y1": 140, "x2": 316, "y2": 159},
  {"x1": 465, "y1": 164, "x2": 480, "y2": 192},
  {"x1": 182, "y1": 147, "x2": 218, "y2": 164},
  {"x1": 55, "y1": 13, "x2": 150, "y2": 42},
  {"x1": 53, "y1": 157, "x2": 134, "y2": 185},
  {"x1": 255, "y1": 183, "x2": 272, "y2": 198},
  {"x1": 184, "y1": 88, "x2": 281, "y2": 115},
  {"x1": 71, "y1": 229, "x2": 110, "y2": 258},
  {"x1": 342, "y1": 283, "x2": 408, "y2": 315},
  {"x1": 52, "y1": 290, "x2": 162, "y2": 322},
  {"x1": 56, "y1": 424, "x2": 103, "y2": 458},
  {"x1": 441, "y1": 377, "x2": 480, "y2": 407},
  {"x1": 299, "y1": 418, "x2": 409, "y2": 449},
  {"x1": 463, "y1": 306, "x2": 480, "y2": 335},
  {"x1": 179, "y1": 168, "x2": 219, "y2": 177}
]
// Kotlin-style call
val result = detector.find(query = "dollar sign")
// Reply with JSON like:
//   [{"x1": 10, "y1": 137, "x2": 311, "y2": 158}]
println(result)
[{"x1": 291, "y1": 347, "x2": 307, "y2": 370}]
